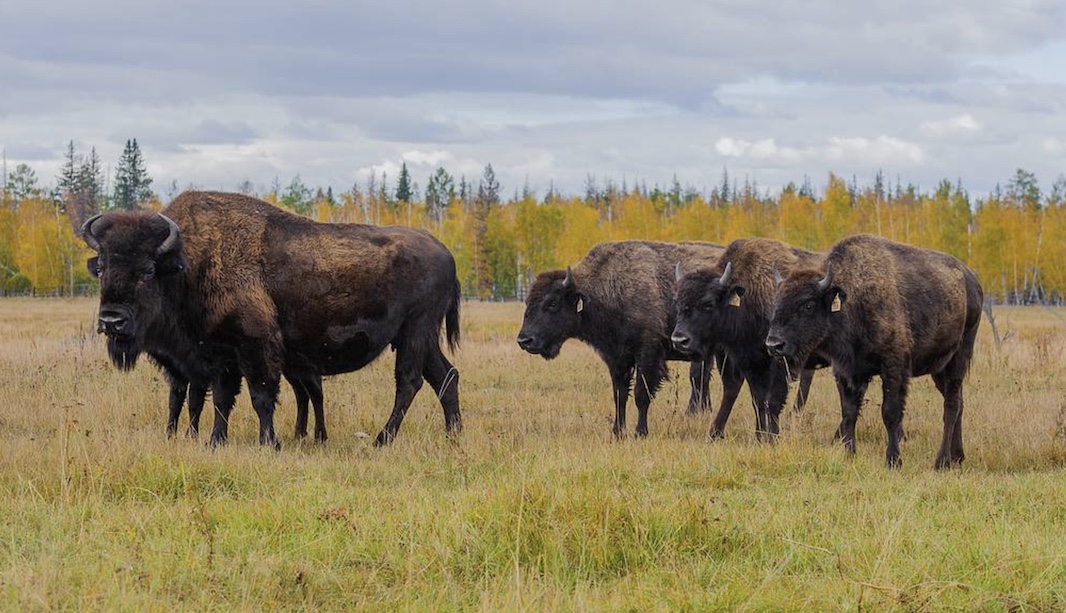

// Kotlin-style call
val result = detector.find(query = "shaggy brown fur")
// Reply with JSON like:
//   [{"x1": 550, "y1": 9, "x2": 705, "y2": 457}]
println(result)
[
  {"x1": 517, "y1": 240, "x2": 744, "y2": 438},
  {"x1": 672, "y1": 237, "x2": 824, "y2": 439},
  {"x1": 83, "y1": 191, "x2": 461, "y2": 448},
  {"x1": 766, "y1": 234, "x2": 983, "y2": 469}
]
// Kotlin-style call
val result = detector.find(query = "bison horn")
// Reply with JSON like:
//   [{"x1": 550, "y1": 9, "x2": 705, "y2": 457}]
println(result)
[
  {"x1": 816, "y1": 262, "x2": 833, "y2": 292},
  {"x1": 562, "y1": 266, "x2": 575, "y2": 290},
  {"x1": 155, "y1": 214, "x2": 181, "y2": 256},
  {"x1": 674, "y1": 262, "x2": 683, "y2": 282},
  {"x1": 772, "y1": 265, "x2": 783, "y2": 287},
  {"x1": 81, "y1": 213, "x2": 105, "y2": 252},
  {"x1": 718, "y1": 261, "x2": 733, "y2": 287}
]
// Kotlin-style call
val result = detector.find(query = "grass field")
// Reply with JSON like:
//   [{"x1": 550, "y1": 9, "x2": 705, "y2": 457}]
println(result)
[{"x1": 2, "y1": 298, "x2": 1066, "y2": 611}]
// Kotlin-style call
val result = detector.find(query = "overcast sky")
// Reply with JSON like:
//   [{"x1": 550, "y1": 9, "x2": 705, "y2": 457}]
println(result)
[{"x1": 2, "y1": 0, "x2": 1065, "y2": 200}]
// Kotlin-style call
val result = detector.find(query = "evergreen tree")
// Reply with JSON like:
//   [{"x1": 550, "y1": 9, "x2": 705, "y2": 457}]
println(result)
[
  {"x1": 111, "y1": 139, "x2": 153, "y2": 210},
  {"x1": 395, "y1": 162, "x2": 414, "y2": 203}
]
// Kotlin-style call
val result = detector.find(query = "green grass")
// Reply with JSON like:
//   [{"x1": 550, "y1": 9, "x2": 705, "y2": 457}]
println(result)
[{"x1": 2, "y1": 298, "x2": 1066, "y2": 610}]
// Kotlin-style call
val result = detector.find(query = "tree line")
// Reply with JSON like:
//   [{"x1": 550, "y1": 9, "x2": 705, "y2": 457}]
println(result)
[{"x1": 2, "y1": 143, "x2": 1064, "y2": 304}]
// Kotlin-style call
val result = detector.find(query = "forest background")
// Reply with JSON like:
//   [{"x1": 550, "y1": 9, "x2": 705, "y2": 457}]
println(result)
[{"x1": 2, "y1": 139, "x2": 1064, "y2": 304}]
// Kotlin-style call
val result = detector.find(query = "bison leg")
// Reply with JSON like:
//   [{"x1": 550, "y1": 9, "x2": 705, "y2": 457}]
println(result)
[
  {"x1": 932, "y1": 372, "x2": 965, "y2": 469},
  {"x1": 633, "y1": 352, "x2": 667, "y2": 438},
  {"x1": 708, "y1": 357, "x2": 744, "y2": 440},
  {"x1": 793, "y1": 368, "x2": 815, "y2": 413},
  {"x1": 164, "y1": 371, "x2": 190, "y2": 438},
  {"x1": 186, "y1": 381, "x2": 208, "y2": 438},
  {"x1": 288, "y1": 374, "x2": 325, "y2": 442},
  {"x1": 424, "y1": 347, "x2": 462, "y2": 436},
  {"x1": 290, "y1": 375, "x2": 310, "y2": 440},
  {"x1": 608, "y1": 363, "x2": 634, "y2": 439},
  {"x1": 208, "y1": 370, "x2": 241, "y2": 447},
  {"x1": 686, "y1": 360, "x2": 712, "y2": 414},
  {"x1": 306, "y1": 375, "x2": 327, "y2": 442},
  {"x1": 880, "y1": 372, "x2": 909, "y2": 468},
  {"x1": 833, "y1": 375, "x2": 869, "y2": 455},
  {"x1": 374, "y1": 338, "x2": 427, "y2": 446},
  {"x1": 748, "y1": 366, "x2": 788, "y2": 442}
]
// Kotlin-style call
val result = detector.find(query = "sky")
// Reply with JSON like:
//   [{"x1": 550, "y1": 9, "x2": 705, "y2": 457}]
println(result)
[{"x1": 1, "y1": 0, "x2": 1065, "y2": 200}]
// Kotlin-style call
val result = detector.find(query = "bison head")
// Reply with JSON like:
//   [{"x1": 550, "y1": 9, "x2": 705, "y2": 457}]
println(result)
[
  {"x1": 82, "y1": 211, "x2": 186, "y2": 370},
  {"x1": 765, "y1": 262, "x2": 846, "y2": 378},
  {"x1": 671, "y1": 261, "x2": 745, "y2": 358},
  {"x1": 516, "y1": 266, "x2": 584, "y2": 360}
]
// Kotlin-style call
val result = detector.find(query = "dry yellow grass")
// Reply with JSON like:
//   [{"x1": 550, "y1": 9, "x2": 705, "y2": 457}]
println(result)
[{"x1": 2, "y1": 298, "x2": 1066, "y2": 610}]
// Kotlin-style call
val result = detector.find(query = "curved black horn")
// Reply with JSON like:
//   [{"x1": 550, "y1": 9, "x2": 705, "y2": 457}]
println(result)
[
  {"x1": 772, "y1": 264, "x2": 783, "y2": 287},
  {"x1": 155, "y1": 214, "x2": 181, "y2": 255},
  {"x1": 816, "y1": 262, "x2": 833, "y2": 292},
  {"x1": 674, "y1": 262, "x2": 683, "y2": 283},
  {"x1": 80, "y1": 214, "x2": 105, "y2": 252},
  {"x1": 718, "y1": 261, "x2": 733, "y2": 287}
]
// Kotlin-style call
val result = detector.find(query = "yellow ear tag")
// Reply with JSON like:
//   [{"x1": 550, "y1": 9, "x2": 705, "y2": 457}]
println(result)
[
  {"x1": 576, "y1": 297, "x2": 584, "y2": 313},
  {"x1": 728, "y1": 293, "x2": 741, "y2": 307},
  {"x1": 830, "y1": 293, "x2": 841, "y2": 312}
]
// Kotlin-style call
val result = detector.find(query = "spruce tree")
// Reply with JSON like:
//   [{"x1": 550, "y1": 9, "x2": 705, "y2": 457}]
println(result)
[
  {"x1": 395, "y1": 162, "x2": 413, "y2": 204},
  {"x1": 112, "y1": 139, "x2": 153, "y2": 210}
]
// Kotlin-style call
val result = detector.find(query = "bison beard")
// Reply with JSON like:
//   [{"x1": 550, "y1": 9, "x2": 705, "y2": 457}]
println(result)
[{"x1": 82, "y1": 191, "x2": 462, "y2": 448}]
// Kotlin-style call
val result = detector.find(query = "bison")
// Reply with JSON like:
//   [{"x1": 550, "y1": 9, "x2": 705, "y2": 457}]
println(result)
[
  {"x1": 82, "y1": 190, "x2": 461, "y2": 448},
  {"x1": 764, "y1": 234, "x2": 982, "y2": 468},
  {"x1": 671, "y1": 237, "x2": 821, "y2": 439},
  {"x1": 517, "y1": 241, "x2": 744, "y2": 438}
]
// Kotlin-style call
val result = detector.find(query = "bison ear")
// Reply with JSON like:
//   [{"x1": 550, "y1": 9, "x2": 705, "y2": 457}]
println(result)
[
  {"x1": 728, "y1": 285, "x2": 746, "y2": 307},
  {"x1": 86, "y1": 256, "x2": 101, "y2": 279},
  {"x1": 155, "y1": 253, "x2": 186, "y2": 276},
  {"x1": 826, "y1": 287, "x2": 846, "y2": 313}
]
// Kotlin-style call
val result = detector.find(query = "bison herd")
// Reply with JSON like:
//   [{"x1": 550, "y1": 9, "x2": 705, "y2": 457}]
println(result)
[{"x1": 83, "y1": 191, "x2": 983, "y2": 469}]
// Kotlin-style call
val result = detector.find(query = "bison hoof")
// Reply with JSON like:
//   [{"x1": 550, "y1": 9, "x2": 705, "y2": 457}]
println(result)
[
  {"x1": 209, "y1": 435, "x2": 227, "y2": 448},
  {"x1": 707, "y1": 428, "x2": 725, "y2": 441},
  {"x1": 373, "y1": 431, "x2": 394, "y2": 447}
]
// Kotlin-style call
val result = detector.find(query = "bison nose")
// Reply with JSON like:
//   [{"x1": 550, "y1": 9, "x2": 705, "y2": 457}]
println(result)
[
  {"x1": 516, "y1": 334, "x2": 535, "y2": 351},
  {"x1": 671, "y1": 332, "x2": 691, "y2": 352},
  {"x1": 98, "y1": 308, "x2": 128, "y2": 335},
  {"x1": 765, "y1": 334, "x2": 786, "y2": 357}
]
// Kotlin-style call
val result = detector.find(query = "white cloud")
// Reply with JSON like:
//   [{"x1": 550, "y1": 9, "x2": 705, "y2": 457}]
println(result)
[
  {"x1": 920, "y1": 113, "x2": 984, "y2": 137},
  {"x1": 716, "y1": 134, "x2": 923, "y2": 167},
  {"x1": 825, "y1": 135, "x2": 925, "y2": 165},
  {"x1": 1044, "y1": 138, "x2": 1064, "y2": 155}
]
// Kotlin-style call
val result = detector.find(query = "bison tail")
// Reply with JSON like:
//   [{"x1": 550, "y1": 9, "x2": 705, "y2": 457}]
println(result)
[{"x1": 445, "y1": 276, "x2": 461, "y2": 352}]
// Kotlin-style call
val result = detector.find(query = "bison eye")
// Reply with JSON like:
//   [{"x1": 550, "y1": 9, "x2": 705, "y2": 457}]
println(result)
[
  {"x1": 700, "y1": 302, "x2": 715, "y2": 312},
  {"x1": 804, "y1": 300, "x2": 815, "y2": 312},
  {"x1": 142, "y1": 267, "x2": 156, "y2": 281},
  {"x1": 546, "y1": 298, "x2": 559, "y2": 310}
]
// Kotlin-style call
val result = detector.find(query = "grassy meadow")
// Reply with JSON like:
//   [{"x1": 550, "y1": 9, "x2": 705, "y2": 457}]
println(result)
[{"x1": 2, "y1": 297, "x2": 1066, "y2": 611}]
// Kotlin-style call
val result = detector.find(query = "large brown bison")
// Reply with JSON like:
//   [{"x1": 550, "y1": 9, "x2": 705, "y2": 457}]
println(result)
[
  {"x1": 517, "y1": 241, "x2": 744, "y2": 438},
  {"x1": 82, "y1": 191, "x2": 461, "y2": 448},
  {"x1": 671, "y1": 237, "x2": 822, "y2": 440},
  {"x1": 764, "y1": 234, "x2": 982, "y2": 468}
]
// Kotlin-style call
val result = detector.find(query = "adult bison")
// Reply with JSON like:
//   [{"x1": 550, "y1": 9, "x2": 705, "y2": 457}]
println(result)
[
  {"x1": 671, "y1": 237, "x2": 821, "y2": 440},
  {"x1": 82, "y1": 190, "x2": 461, "y2": 448},
  {"x1": 764, "y1": 234, "x2": 982, "y2": 469},
  {"x1": 517, "y1": 241, "x2": 744, "y2": 438}
]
